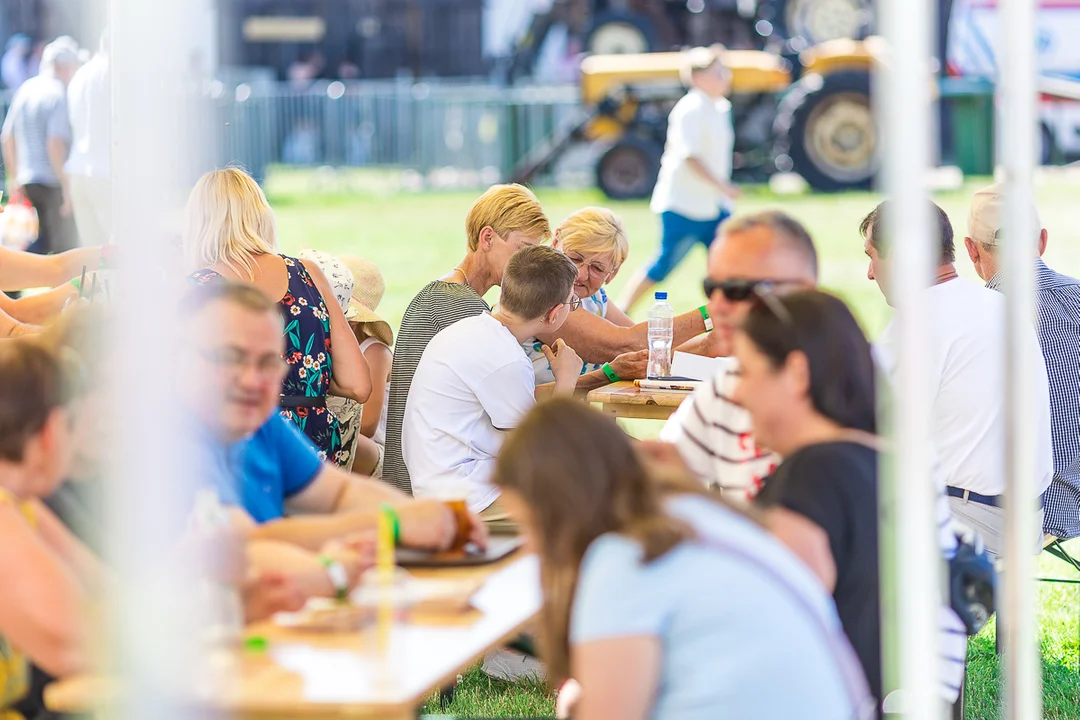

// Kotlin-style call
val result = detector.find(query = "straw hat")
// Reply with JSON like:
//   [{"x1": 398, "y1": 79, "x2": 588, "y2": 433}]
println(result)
[{"x1": 339, "y1": 255, "x2": 394, "y2": 348}]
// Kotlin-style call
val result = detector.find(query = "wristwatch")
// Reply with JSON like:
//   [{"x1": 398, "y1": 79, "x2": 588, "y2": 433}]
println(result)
[{"x1": 319, "y1": 555, "x2": 350, "y2": 602}]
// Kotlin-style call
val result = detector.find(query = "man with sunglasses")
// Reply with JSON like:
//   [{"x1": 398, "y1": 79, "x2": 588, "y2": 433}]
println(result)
[
  {"x1": 659, "y1": 211, "x2": 818, "y2": 497},
  {"x1": 619, "y1": 45, "x2": 742, "y2": 313}
]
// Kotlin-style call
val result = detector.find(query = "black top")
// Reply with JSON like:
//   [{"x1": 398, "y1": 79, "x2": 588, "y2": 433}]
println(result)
[{"x1": 755, "y1": 441, "x2": 882, "y2": 707}]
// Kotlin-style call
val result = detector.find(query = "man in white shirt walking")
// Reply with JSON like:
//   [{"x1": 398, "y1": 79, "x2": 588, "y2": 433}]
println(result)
[
  {"x1": 404, "y1": 245, "x2": 583, "y2": 514},
  {"x1": 65, "y1": 31, "x2": 111, "y2": 247},
  {"x1": 861, "y1": 200, "x2": 1053, "y2": 557},
  {"x1": 620, "y1": 45, "x2": 741, "y2": 313}
]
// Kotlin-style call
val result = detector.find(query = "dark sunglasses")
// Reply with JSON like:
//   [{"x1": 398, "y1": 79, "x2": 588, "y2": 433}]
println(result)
[{"x1": 702, "y1": 278, "x2": 783, "y2": 302}]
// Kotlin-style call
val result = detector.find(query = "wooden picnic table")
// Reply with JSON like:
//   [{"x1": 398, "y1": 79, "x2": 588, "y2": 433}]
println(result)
[
  {"x1": 45, "y1": 554, "x2": 540, "y2": 720},
  {"x1": 586, "y1": 380, "x2": 690, "y2": 421}
]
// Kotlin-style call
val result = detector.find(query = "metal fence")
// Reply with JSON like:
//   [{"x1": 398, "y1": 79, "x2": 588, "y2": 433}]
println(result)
[{"x1": 0, "y1": 79, "x2": 583, "y2": 190}]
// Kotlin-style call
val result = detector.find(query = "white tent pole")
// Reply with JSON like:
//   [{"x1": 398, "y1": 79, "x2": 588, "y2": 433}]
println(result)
[
  {"x1": 878, "y1": 0, "x2": 942, "y2": 716},
  {"x1": 108, "y1": 2, "x2": 209, "y2": 719},
  {"x1": 999, "y1": 0, "x2": 1042, "y2": 717}
]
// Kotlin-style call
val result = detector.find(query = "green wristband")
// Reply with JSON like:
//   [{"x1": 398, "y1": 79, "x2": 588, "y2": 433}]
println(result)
[
  {"x1": 601, "y1": 362, "x2": 620, "y2": 383},
  {"x1": 380, "y1": 502, "x2": 401, "y2": 545},
  {"x1": 70, "y1": 277, "x2": 82, "y2": 293},
  {"x1": 698, "y1": 305, "x2": 714, "y2": 332}
]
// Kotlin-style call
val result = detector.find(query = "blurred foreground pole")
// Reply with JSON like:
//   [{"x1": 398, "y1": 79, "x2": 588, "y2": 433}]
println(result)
[
  {"x1": 108, "y1": 0, "x2": 210, "y2": 718},
  {"x1": 999, "y1": 0, "x2": 1041, "y2": 717},
  {"x1": 877, "y1": 0, "x2": 943, "y2": 716}
]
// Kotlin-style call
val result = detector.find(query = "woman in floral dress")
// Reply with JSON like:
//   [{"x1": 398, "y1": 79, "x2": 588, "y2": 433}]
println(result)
[{"x1": 184, "y1": 168, "x2": 371, "y2": 464}]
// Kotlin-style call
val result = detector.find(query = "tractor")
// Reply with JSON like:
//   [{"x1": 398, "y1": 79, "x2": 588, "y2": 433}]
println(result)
[{"x1": 511, "y1": 39, "x2": 879, "y2": 198}]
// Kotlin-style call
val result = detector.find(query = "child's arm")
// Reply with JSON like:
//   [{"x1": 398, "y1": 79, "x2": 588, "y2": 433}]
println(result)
[{"x1": 358, "y1": 341, "x2": 392, "y2": 439}]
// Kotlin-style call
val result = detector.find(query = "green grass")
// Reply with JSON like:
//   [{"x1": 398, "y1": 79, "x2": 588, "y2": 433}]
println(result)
[{"x1": 267, "y1": 166, "x2": 1080, "y2": 718}]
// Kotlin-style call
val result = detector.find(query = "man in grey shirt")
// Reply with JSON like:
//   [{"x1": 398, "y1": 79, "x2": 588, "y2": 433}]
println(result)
[{"x1": 1, "y1": 37, "x2": 81, "y2": 254}]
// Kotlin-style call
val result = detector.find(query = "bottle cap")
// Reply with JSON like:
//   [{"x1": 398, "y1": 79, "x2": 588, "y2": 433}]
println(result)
[
  {"x1": 244, "y1": 635, "x2": 269, "y2": 653},
  {"x1": 655, "y1": 291, "x2": 668, "y2": 300}
]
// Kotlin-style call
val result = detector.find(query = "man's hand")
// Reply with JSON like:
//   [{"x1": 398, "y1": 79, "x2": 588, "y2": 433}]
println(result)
[
  {"x1": 320, "y1": 539, "x2": 372, "y2": 588},
  {"x1": 609, "y1": 349, "x2": 649, "y2": 381},
  {"x1": 6, "y1": 185, "x2": 27, "y2": 206},
  {"x1": 397, "y1": 498, "x2": 489, "y2": 552},
  {"x1": 397, "y1": 499, "x2": 456, "y2": 550},
  {"x1": 242, "y1": 571, "x2": 306, "y2": 622},
  {"x1": 59, "y1": 192, "x2": 72, "y2": 218},
  {"x1": 543, "y1": 339, "x2": 583, "y2": 384}
]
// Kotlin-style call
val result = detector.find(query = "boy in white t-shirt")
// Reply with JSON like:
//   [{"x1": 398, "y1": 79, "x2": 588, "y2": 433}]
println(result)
[
  {"x1": 620, "y1": 45, "x2": 742, "y2": 313},
  {"x1": 403, "y1": 245, "x2": 583, "y2": 513}
]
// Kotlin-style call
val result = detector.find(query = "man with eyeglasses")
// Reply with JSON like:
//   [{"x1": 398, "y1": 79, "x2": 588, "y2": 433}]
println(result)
[
  {"x1": 659, "y1": 211, "x2": 818, "y2": 497},
  {"x1": 180, "y1": 281, "x2": 487, "y2": 600}
]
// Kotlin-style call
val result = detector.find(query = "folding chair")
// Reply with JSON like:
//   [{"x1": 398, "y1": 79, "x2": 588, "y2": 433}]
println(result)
[{"x1": 1038, "y1": 535, "x2": 1080, "y2": 672}]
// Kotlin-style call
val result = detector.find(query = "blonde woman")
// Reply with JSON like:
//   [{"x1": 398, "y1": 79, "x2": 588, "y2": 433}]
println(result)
[
  {"x1": 185, "y1": 168, "x2": 371, "y2": 465},
  {"x1": 526, "y1": 207, "x2": 709, "y2": 385}
]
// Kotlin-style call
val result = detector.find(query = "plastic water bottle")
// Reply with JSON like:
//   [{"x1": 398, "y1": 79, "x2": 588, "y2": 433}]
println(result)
[
  {"x1": 190, "y1": 489, "x2": 245, "y2": 645},
  {"x1": 647, "y1": 291, "x2": 675, "y2": 379}
]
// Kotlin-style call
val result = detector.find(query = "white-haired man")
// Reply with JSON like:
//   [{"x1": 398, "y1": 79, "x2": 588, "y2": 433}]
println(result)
[
  {"x1": 1, "y1": 36, "x2": 81, "y2": 254},
  {"x1": 963, "y1": 183, "x2": 1080, "y2": 541}
]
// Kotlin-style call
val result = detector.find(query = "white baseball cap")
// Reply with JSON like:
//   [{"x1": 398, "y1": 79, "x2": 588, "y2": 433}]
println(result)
[{"x1": 967, "y1": 182, "x2": 1042, "y2": 247}]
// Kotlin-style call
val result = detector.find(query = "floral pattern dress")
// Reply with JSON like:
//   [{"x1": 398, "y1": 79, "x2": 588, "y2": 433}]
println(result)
[{"x1": 188, "y1": 255, "x2": 346, "y2": 464}]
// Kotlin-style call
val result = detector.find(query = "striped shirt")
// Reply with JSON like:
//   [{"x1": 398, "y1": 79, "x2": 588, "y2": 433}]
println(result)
[
  {"x1": 0, "y1": 73, "x2": 70, "y2": 186},
  {"x1": 987, "y1": 259, "x2": 1080, "y2": 539},
  {"x1": 382, "y1": 281, "x2": 489, "y2": 493},
  {"x1": 659, "y1": 357, "x2": 777, "y2": 500}
]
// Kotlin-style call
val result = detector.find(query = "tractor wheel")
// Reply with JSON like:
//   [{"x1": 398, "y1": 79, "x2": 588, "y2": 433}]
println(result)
[
  {"x1": 585, "y1": 12, "x2": 656, "y2": 56},
  {"x1": 775, "y1": 70, "x2": 875, "y2": 192},
  {"x1": 776, "y1": 0, "x2": 873, "y2": 44},
  {"x1": 596, "y1": 136, "x2": 662, "y2": 200}
]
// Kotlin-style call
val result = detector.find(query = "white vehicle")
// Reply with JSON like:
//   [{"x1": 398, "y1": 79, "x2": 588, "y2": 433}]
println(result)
[{"x1": 948, "y1": 0, "x2": 1080, "y2": 161}]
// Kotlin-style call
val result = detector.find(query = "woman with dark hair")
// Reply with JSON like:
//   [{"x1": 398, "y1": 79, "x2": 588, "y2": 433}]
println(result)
[
  {"x1": 732, "y1": 289, "x2": 884, "y2": 709},
  {"x1": 494, "y1": 398, "x2": 871, "y2": 720}
]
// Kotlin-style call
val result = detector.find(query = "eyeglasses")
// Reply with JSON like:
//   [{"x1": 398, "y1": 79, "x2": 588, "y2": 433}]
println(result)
[
  {"x1": 563, "y1": 296, "x2": 583, "y2": 312},
  {"x1": 196, "y1": 347, "x2": 288, "y2": 378},
  {"x1": 566, "y1": 253, "x2": 615, "y2": 280}
]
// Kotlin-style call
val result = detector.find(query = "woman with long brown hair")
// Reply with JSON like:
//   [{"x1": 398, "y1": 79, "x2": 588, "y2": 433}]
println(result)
[{"x1": 493, "y1": 398, "x2": 871, "y2": 720}]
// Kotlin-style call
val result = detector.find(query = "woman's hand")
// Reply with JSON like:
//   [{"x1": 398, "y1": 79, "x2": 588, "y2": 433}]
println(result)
[{"x1": 608, "y1": 349, "x2": 649, "y2": 381}]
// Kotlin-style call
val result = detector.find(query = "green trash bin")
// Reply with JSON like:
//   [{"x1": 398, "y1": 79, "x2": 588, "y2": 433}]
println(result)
[{"x1": 940, "y1": 77, "x2": 996, "y2": 176}]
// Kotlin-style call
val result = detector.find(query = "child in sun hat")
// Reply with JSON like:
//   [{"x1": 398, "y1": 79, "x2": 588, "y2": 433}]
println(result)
[{"x1": 339, "y1": 255, "x2": 393, "y2": 477}]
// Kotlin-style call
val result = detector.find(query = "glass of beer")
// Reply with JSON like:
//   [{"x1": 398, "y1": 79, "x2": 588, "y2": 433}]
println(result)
[{"x1": 433, "y1": 478, "x2": 472, "y2": 553}]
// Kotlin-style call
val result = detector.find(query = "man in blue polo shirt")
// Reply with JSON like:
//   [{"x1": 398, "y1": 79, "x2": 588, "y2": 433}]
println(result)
[{"x1": 181, "y1": 281, "x2": 486, "y2": 557}]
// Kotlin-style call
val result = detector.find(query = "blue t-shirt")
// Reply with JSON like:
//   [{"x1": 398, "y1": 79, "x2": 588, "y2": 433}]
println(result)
[
  {"x1": 199, "y1": 414, "x2": 323, "y2": 523},
  {"x1": 570, "y1": 495, "x2": 864, "y2": 720}
]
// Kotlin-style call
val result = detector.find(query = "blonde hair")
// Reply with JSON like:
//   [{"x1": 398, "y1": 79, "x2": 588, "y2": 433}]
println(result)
[
  {"x1": 555, "y1": 207, "x2": 629, "y2": 272},
  {"x1": 184, "y1": 168, "x2": 278, "y2": 280},
  {"x1": 465, "y1": 183, "x2": 550, "y2": 251}
]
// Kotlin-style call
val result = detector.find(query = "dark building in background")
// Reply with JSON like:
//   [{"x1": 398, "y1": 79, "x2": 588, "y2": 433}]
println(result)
[{"x1": 217, "y1": 0, "x2": 488, "y2": 80}]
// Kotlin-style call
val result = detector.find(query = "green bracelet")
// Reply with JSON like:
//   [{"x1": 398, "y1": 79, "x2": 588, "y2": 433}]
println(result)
[
  {"x1": 601, "y1": 362, "x2": 620, "y2": 383},
  {"x1": 380, "y1": 502, "x2": 401, "y2": 545},
  {"x1": 698, "y1": 305, "x2": 714, "y2": 332}
]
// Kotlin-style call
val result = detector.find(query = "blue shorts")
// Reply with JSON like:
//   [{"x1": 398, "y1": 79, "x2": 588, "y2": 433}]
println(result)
[{"x1": 645, "y1": 209, "x2": 731, "y2": 283}]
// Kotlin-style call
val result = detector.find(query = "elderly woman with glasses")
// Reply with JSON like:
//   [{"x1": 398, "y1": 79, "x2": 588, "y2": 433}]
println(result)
[{"x1": 523, "y1": 207, "x2": 712, "y2": 385}]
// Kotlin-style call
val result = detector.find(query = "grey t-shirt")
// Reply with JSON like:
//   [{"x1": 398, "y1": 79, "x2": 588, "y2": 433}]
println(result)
[
  {"x1": 1, "y1": 74, "x2": 71, "y2": 186},
  {"x1": 382, "y1": 281, "x2": 489, "y2": 493}
]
